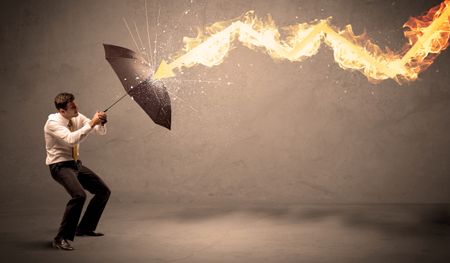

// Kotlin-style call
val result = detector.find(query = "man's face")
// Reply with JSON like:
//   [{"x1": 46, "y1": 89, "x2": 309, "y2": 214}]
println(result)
[{"x1": 59, "y1": 101, "x2": 79, "y2": 119}]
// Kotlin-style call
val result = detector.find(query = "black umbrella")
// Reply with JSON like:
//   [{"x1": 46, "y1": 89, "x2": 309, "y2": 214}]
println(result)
[{"x1": 103, "y1": 44, "x2": 171, "y2": 130}]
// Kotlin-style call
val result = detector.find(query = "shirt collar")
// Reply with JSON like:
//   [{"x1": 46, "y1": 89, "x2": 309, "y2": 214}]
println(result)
[{"x1": 56, "y1": 113, "x2": 71, "y2": 126}]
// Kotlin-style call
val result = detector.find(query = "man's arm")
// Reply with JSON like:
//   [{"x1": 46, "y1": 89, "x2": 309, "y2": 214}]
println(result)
[
  {"x1": 46, "y1": 120, "x2": 92, "y2": 145},
  {"x1": 80, "y1": 112, "x2": 107, "y2": 135}
]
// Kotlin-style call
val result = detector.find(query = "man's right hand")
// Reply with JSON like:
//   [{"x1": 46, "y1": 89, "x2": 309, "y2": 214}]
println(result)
[{"x1": 89, "y1": 111, "x2": 106, "y2": 127}]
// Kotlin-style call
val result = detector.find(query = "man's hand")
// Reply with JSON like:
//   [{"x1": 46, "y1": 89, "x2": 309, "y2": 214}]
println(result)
[
  {"x1": 99, "y1": 112, "x2": 107, "y2": 125},
  {"x1": 89, "y1": 111, "x2": 107, "y2": 127}
]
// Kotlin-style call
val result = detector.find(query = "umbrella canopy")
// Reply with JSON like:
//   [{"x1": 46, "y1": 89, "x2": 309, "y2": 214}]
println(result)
[{"x1": 104, "y1": 44, "x2": 171, "y2": 130}]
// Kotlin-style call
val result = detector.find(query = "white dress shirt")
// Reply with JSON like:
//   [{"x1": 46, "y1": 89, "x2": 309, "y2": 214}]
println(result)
[{"x1": 44, "y1": 112, "x2": 107, "y2": 165}]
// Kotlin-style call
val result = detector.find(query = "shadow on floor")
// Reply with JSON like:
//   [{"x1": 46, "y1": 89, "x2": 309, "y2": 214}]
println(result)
[
  {"x1": 19, "y1": 240, "x2": 54, "y2": 250},
  {"x1": 143, "y1": 203, "x2": 450, "y2": 238}
]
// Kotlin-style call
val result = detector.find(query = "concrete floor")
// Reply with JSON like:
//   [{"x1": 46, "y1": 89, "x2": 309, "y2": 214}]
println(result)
[{"x1": 0, "y1": 202, "x2": 449, "y2": 263}]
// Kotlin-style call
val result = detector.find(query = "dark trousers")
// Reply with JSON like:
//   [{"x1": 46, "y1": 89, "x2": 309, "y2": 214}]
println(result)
[{"x1": 49, "y1": 160, "x2": 111, "y2": 241}]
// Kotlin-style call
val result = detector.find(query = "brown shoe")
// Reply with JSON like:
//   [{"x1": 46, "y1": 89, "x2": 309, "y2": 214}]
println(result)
[{"x1": 52, "y1": 238, "x2": 74, "y2": 250}]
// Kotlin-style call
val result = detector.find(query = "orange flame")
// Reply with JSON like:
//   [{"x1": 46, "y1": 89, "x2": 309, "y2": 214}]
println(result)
[
  {"x1": 401, "y1": 0, "x2": 450, "y2": 79},
  {"x1": 153, "y1": 1, "x2": 450, "y2": 84}
]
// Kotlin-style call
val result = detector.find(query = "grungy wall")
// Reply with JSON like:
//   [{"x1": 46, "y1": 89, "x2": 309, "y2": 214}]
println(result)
[{"x1": 1, "y1": 0, "x2": 449, "y2": 204}]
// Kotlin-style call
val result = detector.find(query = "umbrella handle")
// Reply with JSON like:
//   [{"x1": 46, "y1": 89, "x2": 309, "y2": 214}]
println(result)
[{"x1": 103, "y1": 93, "x2": 128, "y2": 112}]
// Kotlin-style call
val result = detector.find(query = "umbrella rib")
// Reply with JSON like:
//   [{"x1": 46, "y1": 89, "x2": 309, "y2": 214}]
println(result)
[
  {"x1": 151, "y1": 84, "x2": 169, "y2": 118},
  {"x1": 107, "y1": 57, "x2": 147, "y2": 63},
  {"x1": 152, "y1": 84, "x2": 162, "y2": 105}
]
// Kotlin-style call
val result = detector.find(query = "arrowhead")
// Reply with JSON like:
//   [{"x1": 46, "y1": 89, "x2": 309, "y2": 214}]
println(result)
[{"x1": 153, "y1": 60, "x2": 176, "y2": 80}]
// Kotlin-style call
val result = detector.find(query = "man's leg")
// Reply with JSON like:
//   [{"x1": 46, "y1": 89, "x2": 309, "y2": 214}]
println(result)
[
  {"x1": 50, "y1": 163, "x2": 86, "y2": 242},
  {"x1": 76, "y1": 162, "x2": 111, "y2": 234}
]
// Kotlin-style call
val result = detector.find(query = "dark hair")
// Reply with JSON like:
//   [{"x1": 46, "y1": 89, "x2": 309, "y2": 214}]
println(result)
[{"x1": 54, "y1": 92, "x2": 75, "y2": 110}]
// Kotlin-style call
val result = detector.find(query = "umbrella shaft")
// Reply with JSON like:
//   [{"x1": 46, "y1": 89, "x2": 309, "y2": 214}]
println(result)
[{"x1": 104, "y1": 93, "x2": 128, "y2": 112}]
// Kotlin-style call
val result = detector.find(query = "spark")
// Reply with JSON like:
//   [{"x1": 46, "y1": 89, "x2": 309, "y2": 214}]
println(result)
[
  {"x1": 145, "y1": 0, "x2": 154, "y2": 66},
  {"x1": 153, "y1": 5, "x2": 162, "y2": 66},
  {"x1": 123, "y1": 18, "x2": 140, "y2": 55},
  {"x1": 134, "y1": 21, "x2": 148, "y2": 60},
  {"x1": 166, "y1": 89, "x2": 199, "y2": 112}
]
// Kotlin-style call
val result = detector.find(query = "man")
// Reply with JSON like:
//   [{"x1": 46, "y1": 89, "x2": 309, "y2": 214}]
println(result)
[{"x1": 44, "y1": 92, "x2": 111, "y2": 250}]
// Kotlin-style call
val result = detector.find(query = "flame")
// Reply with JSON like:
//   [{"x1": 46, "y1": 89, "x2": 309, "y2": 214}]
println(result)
[
  {"x1": 153, "y1": 1, "x2": 450, "y2": 84},
  {"x1": 401, "y1": 0, "x2": 450, "y2": 79}
]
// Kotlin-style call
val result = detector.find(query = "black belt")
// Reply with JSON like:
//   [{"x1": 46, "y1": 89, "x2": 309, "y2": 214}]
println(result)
[{"x1": 49, "y1": 160, "x2": 81, "y2": 170}]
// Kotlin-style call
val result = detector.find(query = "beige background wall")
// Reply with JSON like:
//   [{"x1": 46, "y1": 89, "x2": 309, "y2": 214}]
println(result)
[{"x1": 1, "y1": 0, "x2": 449, "y2": 205}]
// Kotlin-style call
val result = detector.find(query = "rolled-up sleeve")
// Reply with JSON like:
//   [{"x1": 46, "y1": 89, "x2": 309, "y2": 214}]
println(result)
[
  {"x1": 94, "y1": 124, "x2": 107, "y2": 135},
  {"x1": 47, "y1": 120, "x2": 92, "y2": 145}
]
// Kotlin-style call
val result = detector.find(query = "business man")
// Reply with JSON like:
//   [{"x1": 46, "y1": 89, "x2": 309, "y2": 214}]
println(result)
[{"x1": 44, "y1": 92, "x2": 111, "y2": 250}]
